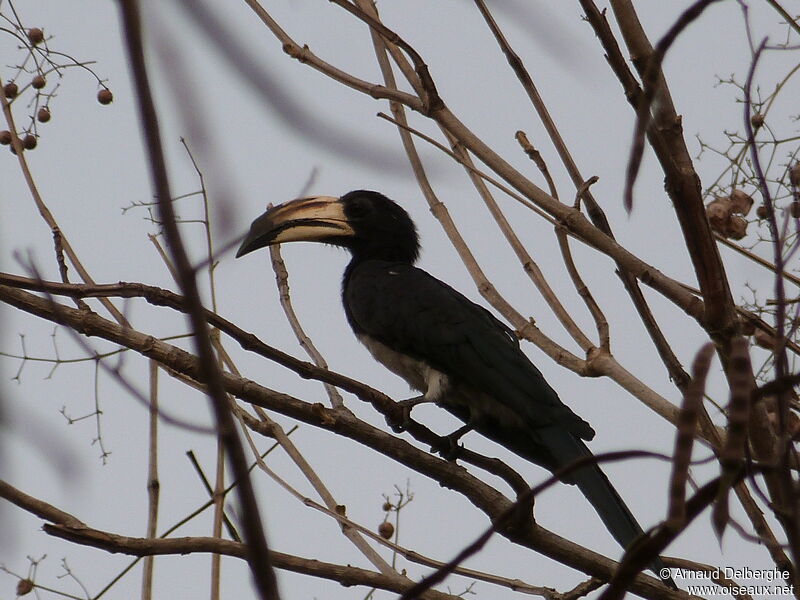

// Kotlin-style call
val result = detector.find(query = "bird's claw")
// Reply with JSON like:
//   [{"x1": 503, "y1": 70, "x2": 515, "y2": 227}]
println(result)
[
  {"x1": 431, "y1": 434, "x2": 464, "y2": 461},
  {"x1": 431, "y1": 423, "x2": 472, "y2": 460},
  {"x1": 388, "y1": 395, "x2": 428, "y2": 433}
]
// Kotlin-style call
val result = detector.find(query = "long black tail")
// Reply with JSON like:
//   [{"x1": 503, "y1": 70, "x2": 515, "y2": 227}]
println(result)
[
  {"x1": 443, "y1": 403, "x2": 676, "y2": 587},
  {"x1": 538, "y1": 429, "x2": 677, "y2": 588}
]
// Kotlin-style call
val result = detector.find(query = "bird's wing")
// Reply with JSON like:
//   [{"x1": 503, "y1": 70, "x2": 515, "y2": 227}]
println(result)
[
  {"x1": 346, "y1": 261, "x2": 679, "y2": 586},
  {"x1": 344, "y1": 260, "x2": 594, "y2": 441}
]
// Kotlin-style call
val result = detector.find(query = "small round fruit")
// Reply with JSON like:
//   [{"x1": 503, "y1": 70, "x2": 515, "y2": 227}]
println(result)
[
  {"x1": 4, "y1": 82, "x2": 18, "y2": 98},
  {"x1": 22, "y1": 134, "x2": 37, "y2": 150},
  {"x1": 381, "y1": 501, "x2": 392, "y2": 512},
  {"x1": 37, "y1": 107, "x2": 51, "y2": 122},
  {"x1": 378, "y1": 521, "x2": 394, "y2": 539},
  {"x1": 32, "y1": 74, "x2": 46, "y2": 89},
  {"x1": 750, "y1": 113, "x2": 764, "y2": 128},
  {"x1": 756, "y1": 205, "x2": 768, "y2": 219},
  {"x1": 97, "y1": 89, "x2": 113, "y2": 105},
  {"x1": 17, "y1": 578, "x2": 35, "y2": 596},
  {"x1": 27, "y1": 28, "x2": 44, "y2": 45},
  {"x1": 0, "y1": 130, "x2": 11, "y2": 145},
  {"x1": 791, "y1": 162, "x2": 800, "y2": 187}
]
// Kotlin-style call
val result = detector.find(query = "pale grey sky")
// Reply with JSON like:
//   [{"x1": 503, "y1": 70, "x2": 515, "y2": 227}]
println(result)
[{"x1": 2, "y1": 1, "x2": 797, "y2": 599}]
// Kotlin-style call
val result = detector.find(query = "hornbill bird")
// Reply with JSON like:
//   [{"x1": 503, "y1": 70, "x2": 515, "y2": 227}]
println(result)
[{"x1": 237, "y1": 190, "x2": 675, "y2": 587}]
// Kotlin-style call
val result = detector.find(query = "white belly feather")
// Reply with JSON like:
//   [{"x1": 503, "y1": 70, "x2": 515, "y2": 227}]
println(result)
[{"x1": 356, "y1": 334, "x2": 450, "y2": 402}]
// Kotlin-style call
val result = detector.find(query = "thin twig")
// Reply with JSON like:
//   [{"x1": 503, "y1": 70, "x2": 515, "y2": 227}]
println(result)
[
  {"x1": 600, "y1": 476, "x2": 733, "y2": 600},
  {"x1": 742, "y1": 37, "x2": 800, "y2": 566},
  {"x1": 622, "y1": 0, "x2": 723, "y2": 212},
  {"x1": 0, "y1": 72, "x2": 130, "y2": 327},
  {"x1": 0, "y1": 282, "x2": 688, "y2": 597},
  {"x1": 116, "y1": 3, "x2": 278, "y2": 598},
  {"x1": 213, "y1": 325, "x2": 396, "y2": 576},
  {"x1": 666, "y1": 344, "x2": 714, "y2": 527},
  {"x1": 399, "y1": 449, "x2": 690, "y2": 600},
  {"x1": 141, "y1": 360, "x2": 160, "y2": 600},
  {"x1": 476, "y1": 0, "x2": 689, "y2": 390},
  {"x1": 186, "y1": 451, "x2": 241, "y2": 542},
  {"x1": 713, "y1": 338, "x2": 754, "y2": 540},
  {"x1": 268, "y1": 243, "x2": 344, "y2": 408},
  {"x1": 515, "y1": 131, "x2": 558, "y2": 200}
]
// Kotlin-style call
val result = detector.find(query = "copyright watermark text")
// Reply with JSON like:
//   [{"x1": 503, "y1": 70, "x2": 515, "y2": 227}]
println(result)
[{"x1": 659, "y1": 567, "x2": 794, "y2": 596}]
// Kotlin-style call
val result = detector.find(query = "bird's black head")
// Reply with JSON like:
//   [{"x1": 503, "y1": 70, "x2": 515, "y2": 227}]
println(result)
[
  {"x1": 236, "y1": 190, "x2": 420, "y2": 264},
  {"x1": 338, "y1": 190, "x2": 419, "y2": 263}
]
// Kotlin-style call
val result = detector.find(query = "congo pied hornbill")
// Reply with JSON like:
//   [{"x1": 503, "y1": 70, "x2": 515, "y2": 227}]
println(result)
[{"x1": 237, "y1": 190, "x2": 675, "y2": 587}]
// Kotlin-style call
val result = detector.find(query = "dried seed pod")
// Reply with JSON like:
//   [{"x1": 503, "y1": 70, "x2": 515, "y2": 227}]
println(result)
[
  {"x1": 22, "y1": 134, "x2": 37, "y2": 150},
  {"x1": 4, "y1": 82, "x2": 18, "y2": 99},
  {"x1": 791, "y1": 413, "x2": 800, "y2": 441},
  {"x1": 738, "y1": 318, "x2": 755, "y2": 336},
  {"x1": 378, "y1": 521, "x2": 394, "y2": 539},
  {"x1": 725, "y1": 216, "x2": 747, "y2": 240},
  {"x1": 381, "y1": 501, "x2": 392, "y2": 512},
  {"x1": 790, "y1": 162, "x2": 800, "y2": 187},
  {"x1": 32, "y1": 74, "x2": 46, "y2": 89},
  {"x1": 37, "y1": 107, "x2": 50, "y2": 122},
  {"x1": 750, "y1": 113, "x2": 764, "y2": 128},
  {"x1": 763, "y1": 396, "x2": 800, "y2": 440},
  {"x1": 754, "y1": 328, "x2": 776, "y2": 350},
  {"x1": 729, "y1": 189, "x2": 754, "y2": 215},
  {"x1": 706, "y1": 196, "x2": 732, "y2": 234},
  {"x1": 0, "y1": 130, "x2": 11, "y2": 145},
  {"x1": 756, "y1": 205, "x2": 768, "y2": 219},
  {"x1": 782, "y1": 409, "x2": 800, "y2": 441},
  {"x1": 27, "y1": 28, "x2": 44, "y2": 45},
  {"x1": 97, "y1": 89, "x2": 113, "y2": 105}
]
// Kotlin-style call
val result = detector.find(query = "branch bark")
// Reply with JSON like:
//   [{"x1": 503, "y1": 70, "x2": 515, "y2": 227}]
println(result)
[{"x1": 0, "y1": 283, "x2": 685, "y2": 598}]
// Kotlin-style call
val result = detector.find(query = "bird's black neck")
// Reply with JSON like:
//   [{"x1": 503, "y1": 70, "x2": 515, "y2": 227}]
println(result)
[
  {"x1": 342, "y1": 236, "x2": 419, "y2": 265},
  {"x1": 342, "y1": 254, "x2": 413, "y2": 305},
  {"x1": 342, "y1": 254, "x2": 404, "y2": 284}
]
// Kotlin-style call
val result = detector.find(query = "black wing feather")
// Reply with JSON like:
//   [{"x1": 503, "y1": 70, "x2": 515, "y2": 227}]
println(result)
[{"x1": 344, "y1": 260, "x2": 593, "y2": 440}]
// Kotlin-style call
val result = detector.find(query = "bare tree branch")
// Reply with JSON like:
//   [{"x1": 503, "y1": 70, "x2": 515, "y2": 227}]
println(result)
[{"x1": 117, "y1": 3, "x2": 278, "y2": 597}]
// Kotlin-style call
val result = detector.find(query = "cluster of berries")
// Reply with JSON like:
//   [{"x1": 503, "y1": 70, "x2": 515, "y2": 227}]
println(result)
[{"x1": 0, "y1": 28, "x2": 113, "y2": 154}]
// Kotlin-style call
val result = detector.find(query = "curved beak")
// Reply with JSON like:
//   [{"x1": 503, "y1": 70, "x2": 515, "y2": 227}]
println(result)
[{"x1": 236, "y1": 195, "x2": 354, "y2": 258}]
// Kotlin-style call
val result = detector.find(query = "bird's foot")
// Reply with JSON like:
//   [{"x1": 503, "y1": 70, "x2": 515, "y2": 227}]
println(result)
[
  {"x1": 388, "y1": 395, "x2": 431, "y2": 432},
  {"x1": 431, "y1": 423, "x2": 473, "y2": 461},
  {"x1": 431, "y1": 436, "x2": 462, "y2": 461}
]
